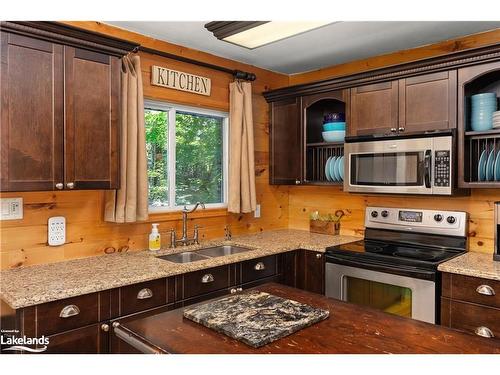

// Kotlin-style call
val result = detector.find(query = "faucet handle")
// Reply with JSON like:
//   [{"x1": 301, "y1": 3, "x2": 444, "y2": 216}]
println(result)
[
  {"x1": 170, "y1": 228, "x2": 176, "y2": 248},
  {"x1": 193, "y1": 224, "x2": 201, "y2": 244}
]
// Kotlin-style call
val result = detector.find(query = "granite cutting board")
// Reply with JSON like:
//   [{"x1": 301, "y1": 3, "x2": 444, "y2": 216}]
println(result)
[{"x1": 183, "y1": 290, "x2": 329, "y2": 348}]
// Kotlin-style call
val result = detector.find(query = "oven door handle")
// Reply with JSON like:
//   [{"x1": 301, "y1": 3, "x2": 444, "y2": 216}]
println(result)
[
  {"x1": 424, "y1": 149, "x2": 432, "y2": 188},
  {"x1": 325, "y1": 254, "x2": 436, "y2": 281}
]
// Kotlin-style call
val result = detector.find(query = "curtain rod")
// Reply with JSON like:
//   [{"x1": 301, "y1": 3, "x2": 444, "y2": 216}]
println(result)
[{"x1": 134, "y1": 46, "x2": 257, "y2": 81}]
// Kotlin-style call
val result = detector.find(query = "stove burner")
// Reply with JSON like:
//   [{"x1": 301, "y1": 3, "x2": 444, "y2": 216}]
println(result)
[{"x1": 392, "y1": 247, "x2": 444, "y2": 261}]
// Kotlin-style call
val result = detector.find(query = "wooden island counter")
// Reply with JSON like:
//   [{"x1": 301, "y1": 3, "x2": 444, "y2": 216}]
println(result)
[{"x1": 112, "y1": 283, "x2": 500, "y2": 354}]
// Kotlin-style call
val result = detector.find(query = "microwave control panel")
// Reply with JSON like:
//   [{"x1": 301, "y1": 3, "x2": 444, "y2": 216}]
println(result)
[{"x1": 434, "y1": 150, "x2": 450, "y2": 187}]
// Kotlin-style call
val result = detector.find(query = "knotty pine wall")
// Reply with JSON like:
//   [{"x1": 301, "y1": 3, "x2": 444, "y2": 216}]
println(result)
[
  {"x1": 288, "y1": 28, "x2": 500, "y2": 254},
  {"x1": 0, "y1": 22, "x2": 290, "y2": 269}
]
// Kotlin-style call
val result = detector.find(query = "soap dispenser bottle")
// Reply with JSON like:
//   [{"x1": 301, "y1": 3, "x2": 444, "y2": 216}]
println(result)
[{"x1": 149, "y1": 223, "x2": 161, "y2": 251}]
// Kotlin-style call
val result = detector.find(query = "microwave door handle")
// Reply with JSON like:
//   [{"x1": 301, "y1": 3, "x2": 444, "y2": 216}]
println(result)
[{"x1": 424, "y1": 150, "x2": 432, "y2": 188}]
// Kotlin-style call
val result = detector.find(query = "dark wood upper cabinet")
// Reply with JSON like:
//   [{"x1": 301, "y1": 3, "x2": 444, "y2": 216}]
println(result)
[
  {"x1": 0, "y1": 22, "x2": 136, "y2": 192},
  {"x1": 64, "y1": 47, "x2": 120, "y2": 190},
  {"x1": 270, "y1": 98, "x2": 302, "y2": 185},
  {"x1": 349, "y1": 81, "x2": 399, "y2": 136},
  {"x1": 399, "y1": 71, "x2": 457, "y2": 133},
  {"x1": 0, "y1": 33, "x2": 64, "y2": 191}
]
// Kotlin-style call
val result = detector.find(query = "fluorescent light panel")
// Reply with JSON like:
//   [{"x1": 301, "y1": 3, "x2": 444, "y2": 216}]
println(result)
[{"x1": 223, "y1": 21, "x2": 331, "y2": 49}]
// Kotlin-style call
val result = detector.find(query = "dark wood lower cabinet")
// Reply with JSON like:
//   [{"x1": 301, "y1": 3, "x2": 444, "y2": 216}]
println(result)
[
  {"x1": 281, "y1": 250, "x2": 325, "y2": 294},
  {"x1": 45, "y1": 323, "x2": 109, "y2": 354}
]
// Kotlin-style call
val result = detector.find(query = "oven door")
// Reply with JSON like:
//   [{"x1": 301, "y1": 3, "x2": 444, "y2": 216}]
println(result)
[
  {"x1": 325, "y1": 263, "x2": 436, "y2": 323},
  {"x1": 344, "y1": 136, "x2": 433, "y2": 194}
]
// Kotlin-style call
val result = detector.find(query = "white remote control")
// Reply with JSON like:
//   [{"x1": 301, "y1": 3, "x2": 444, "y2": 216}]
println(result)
[{"x1": 48, "y1": 216, "x2": 66, "y2": 246}]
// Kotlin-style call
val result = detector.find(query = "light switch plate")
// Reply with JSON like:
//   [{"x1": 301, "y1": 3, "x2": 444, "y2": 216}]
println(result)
[
  {"x1": 254, "y1": 204, "x2": 261, "y2": 218},
  {"x1": 48, "y1": 216, "x2": 66, "y2": 246},
  {"x1": 1, "y1": 198, "x2": 23, "y2": 220}
]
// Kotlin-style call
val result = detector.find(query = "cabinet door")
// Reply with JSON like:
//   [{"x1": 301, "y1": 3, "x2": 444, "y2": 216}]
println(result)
[
  {"x1": 399, "y1": 71, "x2": 457, "y2": 133},
  {"x1": 297, "y1": 250, "x2": 325, "y2": 294},
  {"x1": 64, "y1": 47, "x2": 120, "y2": 190},
  {"x1": 349, "y1": 81, "x2": 398, "y2": 136},
  {"x1": 0, "y1": 32, "x2": 64, "y2": 191},
  {"x1": 270, "y1": 98, "x2": 302, "y2": 185},
  {"x1": 45, "y1": 323, "x2": 109, "y2": 354}
]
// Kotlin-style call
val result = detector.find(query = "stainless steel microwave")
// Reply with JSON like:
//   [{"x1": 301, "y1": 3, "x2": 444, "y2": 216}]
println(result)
[{"x1": 344, "y1": 131, "x2": 462, "y2": 195}]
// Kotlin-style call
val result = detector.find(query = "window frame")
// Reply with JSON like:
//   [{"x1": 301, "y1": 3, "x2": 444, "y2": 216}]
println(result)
[{"x1": 144, "y1": 99, "x2": 229, "y2": 213}]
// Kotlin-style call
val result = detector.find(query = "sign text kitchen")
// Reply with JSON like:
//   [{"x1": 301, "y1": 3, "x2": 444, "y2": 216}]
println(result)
[{"x1": 151, "y1": 65, "x2": 211, "y2": 96}]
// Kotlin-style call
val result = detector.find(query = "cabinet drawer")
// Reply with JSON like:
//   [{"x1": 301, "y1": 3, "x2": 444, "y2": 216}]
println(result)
[
  {"x1": 34, "y1": 293, "x2": 101, "y2": 336},
  {"x1": 119, "y1": 279, "x2": 167, "y2": 316},
  {"x1": 441, "y1": 298, "x2": 500, "y2": 340},
  {"x1": 45, "y1": 323, "x2": 108, "y2": 354},
  {"x1": 241, "y1": 255, "x2": 278, "y2": 284},
  {"x1": 442, "y1": 273, "x2": 500, "y2": 308},
  {"x1": 182, "y1": 265, "x2": 230, "y2": 299}
]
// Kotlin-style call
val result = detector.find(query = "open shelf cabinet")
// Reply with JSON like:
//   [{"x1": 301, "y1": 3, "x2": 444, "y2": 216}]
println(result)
[
  {"x1": 458, "y1": 61, "x2": 500, "y2": 188},
  {"x1": 302, "y1": 90, "x2": 348, "y2": 185}
]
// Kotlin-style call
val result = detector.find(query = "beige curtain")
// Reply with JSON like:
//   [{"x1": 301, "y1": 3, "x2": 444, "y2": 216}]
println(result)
[
  {"x1": 104, "y1": 55, "x2": 148, "y2": 223},
  {"x1": 228, "y1": 81, "x2": 257, "y2": 214}
]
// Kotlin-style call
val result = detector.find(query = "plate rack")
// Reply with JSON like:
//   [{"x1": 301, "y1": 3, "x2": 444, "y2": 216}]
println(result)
[
  {"x1": 306, "y1": 143, "x2": 344, "y2": 184},
  {"x1": 464, "y1": 130, "x2": 500, "y2": 184}
]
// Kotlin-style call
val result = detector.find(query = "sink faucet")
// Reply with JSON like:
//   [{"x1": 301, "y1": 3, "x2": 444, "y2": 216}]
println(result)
[{"x1": 171, "y1": 202, "x2": 205, "y2": 247}]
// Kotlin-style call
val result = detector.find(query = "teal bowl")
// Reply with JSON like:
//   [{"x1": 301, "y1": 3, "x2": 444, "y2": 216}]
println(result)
[{"x1": 323, "y1": 122, "x2": 346, "y2": 131}]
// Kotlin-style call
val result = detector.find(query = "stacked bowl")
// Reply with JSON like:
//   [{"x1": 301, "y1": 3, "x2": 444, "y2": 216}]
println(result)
[
  {"x1": 470, "y1": 93, "x2": 498, "y2": 131},
  {"x1": 493, "y1": 111, "x2": 500, "y2": 129},
  {"x1": 322, "y1": 113, "x2": 345, "y2": 142}
]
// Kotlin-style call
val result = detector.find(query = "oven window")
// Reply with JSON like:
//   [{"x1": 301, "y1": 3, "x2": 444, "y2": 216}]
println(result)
[
  {"x1": 344, "y1": 276, "x2": 412, "y2": 318},
  {"x1": 350, "y1": 152, "x2": 424, "y2": 186}
]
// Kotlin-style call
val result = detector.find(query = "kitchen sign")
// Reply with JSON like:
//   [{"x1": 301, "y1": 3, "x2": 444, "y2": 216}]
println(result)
[{"x1": 151, "y1": 65, "x2": 211, "y2": 96}]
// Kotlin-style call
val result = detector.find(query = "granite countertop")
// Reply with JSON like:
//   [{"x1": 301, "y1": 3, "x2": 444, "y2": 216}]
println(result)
[
  {"x1": 0, "y1": 229, "x2": 359, "y2": 309},
  {"x1": 438, "y1": 252, "x2": 500, "y2": 281}
]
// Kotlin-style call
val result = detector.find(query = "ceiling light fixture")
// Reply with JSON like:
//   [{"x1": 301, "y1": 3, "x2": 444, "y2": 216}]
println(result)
[{"x1": 205, "y1": 21, "x2": 331, "y2": 49}]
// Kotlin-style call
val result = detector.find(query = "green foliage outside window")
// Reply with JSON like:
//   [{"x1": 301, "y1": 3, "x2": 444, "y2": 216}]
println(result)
[{"x1": 145, "y1": 107, "x2": 224, "y2": 208}]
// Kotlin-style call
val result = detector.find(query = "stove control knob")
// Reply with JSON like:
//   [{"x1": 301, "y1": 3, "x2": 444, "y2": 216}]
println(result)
[
  {"x1": 381, "y1": 210, "x2": 389, "y2": 218},
  {"x1": 434, "y1": 214, "x2": 443, "y2": 222},
  {"x1": 371, "y1": 211, "x2": 378, "y2": 218},
  {"x1": 446, "y1": 216, "x2": 456, "y2": 224}
]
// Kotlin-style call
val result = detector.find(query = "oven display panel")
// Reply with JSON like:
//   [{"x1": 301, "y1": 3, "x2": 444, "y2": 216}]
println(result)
[{"x1": 398, "y1": 210, "x2": 423, "y2": 223}]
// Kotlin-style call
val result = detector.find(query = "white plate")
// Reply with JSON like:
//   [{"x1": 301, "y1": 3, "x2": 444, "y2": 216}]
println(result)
[{"x1": 325, "y1": 157, "x2": 332, "y2": 181}]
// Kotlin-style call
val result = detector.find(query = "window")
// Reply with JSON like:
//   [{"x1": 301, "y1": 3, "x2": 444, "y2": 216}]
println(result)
[{"x1": 145, "y1": 100, "x2": 228, "y2": 211}]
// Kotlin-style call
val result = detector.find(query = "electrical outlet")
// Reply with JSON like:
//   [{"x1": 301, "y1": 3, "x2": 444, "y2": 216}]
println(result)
[
  {"x1": 48, "y1": 216, "x2": 66, "y2": 246},
  {"x1": 1, "y1": 198, "x2": 23, "y2": 220},
  {"x1": 254, "y1": 204, "x2": 261, "y2": 218}
]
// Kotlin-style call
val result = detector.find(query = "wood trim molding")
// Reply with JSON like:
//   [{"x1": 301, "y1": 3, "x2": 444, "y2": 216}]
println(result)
[
  {"x1": 0, "y1": 21, "x2": 139, "y2": 57},
  {"x1": 263, "y1": 42, "x2": 500, "y2": 102}
]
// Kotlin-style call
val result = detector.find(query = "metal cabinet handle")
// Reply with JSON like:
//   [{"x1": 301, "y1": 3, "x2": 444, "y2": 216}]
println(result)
[
  {"x1": 230, "y1": 288, "x2": 237, "y2": 294},
  {"x1": 55, "y1": 183, "x2": 64, "y2": 190},
  {"x1": 254, "y1": 262, "x2": 266, "y2": 271},
  {"x1": 101, "y1": 324, "x2": 110, "y2": 332},
  {"x1": 398, "y1": 127, "x2": 405, "y2": 132},
  {"x1": 476, "y1": 285, "x2": 495, "y2": 296},
  {"x1": 66, "y1": 182, "x2": 75, "y2": 189},
  {"x1": 59, "y1": 304, "x2": 80, "y2": 318},
  {"x1": 112, "y1": 322, "x2": 120, "y2": 328},
  {"x1": 237, "y1": 287, "x2": 243, "y2": 292},
  {"x1": 201, "y1": 274, "x2": 214, "y2": 283},
  {"x1": 316, "y1": 253, "x2": 322, "y2": 259},
  {"x1": 295, "y1": 180, "x2": 301, "y2": 185},
  {"x1": 137, "y1": 288, "x2": 153, "y2": 300},
  {"x1": 475, "y1": 326, "x2": 495, "y2": 338},
  {"x1": 390, "y1": 128, "x2": 397, "y2": 133}
]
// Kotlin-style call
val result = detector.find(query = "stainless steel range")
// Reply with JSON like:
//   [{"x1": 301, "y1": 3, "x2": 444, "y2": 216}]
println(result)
[{"x1": 325, "y1": 206, "x2": 467, "y2": 324}]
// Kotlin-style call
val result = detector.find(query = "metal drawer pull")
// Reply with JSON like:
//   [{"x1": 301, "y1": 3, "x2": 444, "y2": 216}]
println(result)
[
  {"x1": 475, "y1": 326, "x2": 495, "y2": 338},
  {"x1": 137, "y1": 288, "x2": 153, "y2": 300},
  {"x1": 201, "y1": 274, "x2": 214, "y2": 283},
  {"x1": 254, "y1": 262, "x2": 266, "y2": 271},
  {"x1": 59, "y1": 304, "x2": 80, "y2": 318},
  {"x1": 101, "y1": 324, "x2": 109, "y2": 332},
  {"x1": 316, "y1": 253, "x2": 322, "y2": 259},
  {"x1": 476, "y1": 285, "x2": 495, "y2": 296},
  {"x1": 230, "y1": 287, "x2": 243, "y2": 294}
]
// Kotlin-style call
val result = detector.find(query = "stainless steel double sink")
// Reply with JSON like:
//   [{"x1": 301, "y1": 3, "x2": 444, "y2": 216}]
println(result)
[{"x1": 157, "y1": 245, "x2": 252, "y2": 264}]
